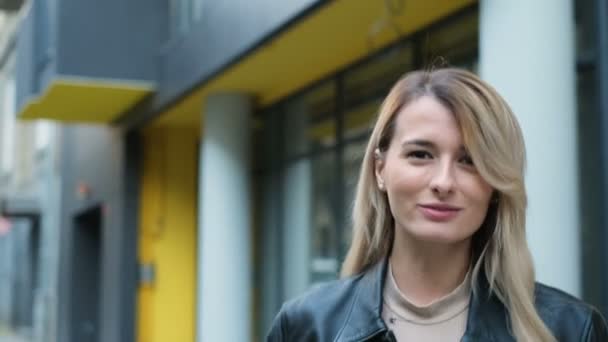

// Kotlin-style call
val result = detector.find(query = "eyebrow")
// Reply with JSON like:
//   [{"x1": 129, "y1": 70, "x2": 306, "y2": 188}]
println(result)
[
  {"x1": 401, "y1": 139, "x2": 469, "y2": 153},
  {"x1": 401, "y1": 139, "x2": 436, "y2": 149}
]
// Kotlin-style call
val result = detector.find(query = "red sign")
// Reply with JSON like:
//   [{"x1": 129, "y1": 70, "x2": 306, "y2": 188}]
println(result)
[{"x1": 0, "y1": 216, "x2": 12, "y2": 237}]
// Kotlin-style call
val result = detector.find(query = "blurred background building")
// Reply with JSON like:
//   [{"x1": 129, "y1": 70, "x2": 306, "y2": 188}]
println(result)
[
  {"x1": 0, "y1": 4, "x2": 61, "y2": 342},
  {"x1": 0, "y1": 0, "x2": 605, "y2": 341}
]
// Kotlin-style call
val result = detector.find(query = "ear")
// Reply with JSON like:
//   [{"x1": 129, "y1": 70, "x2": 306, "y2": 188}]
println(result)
[{"x1": 374, "y1": 148, "x2": 385, "y2": 191}]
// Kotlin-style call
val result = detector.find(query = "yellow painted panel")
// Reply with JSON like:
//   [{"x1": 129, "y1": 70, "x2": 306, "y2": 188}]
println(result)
[
  {"x1": 138, "y1": 127, "x2": 198, "y2": 342},
  {"x1": 137, "y1": 129, "x2": 163, "y2": 342},
  {"x1": 19, "y1": 78, "x2": 153, "y2": 123},
  {"x1": 154, "y1": 0, "x2": 475, "y2": 127}
]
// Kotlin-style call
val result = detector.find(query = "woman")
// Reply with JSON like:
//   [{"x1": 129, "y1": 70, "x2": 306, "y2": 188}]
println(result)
[{"x1": 267, "y1": 68, "x2": 608, "y2": 341}]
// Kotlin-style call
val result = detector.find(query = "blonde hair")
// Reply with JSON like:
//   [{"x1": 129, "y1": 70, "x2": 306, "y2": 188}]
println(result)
[{"x1": 341, "y1": 68, "x2": 555, "y2": 341}]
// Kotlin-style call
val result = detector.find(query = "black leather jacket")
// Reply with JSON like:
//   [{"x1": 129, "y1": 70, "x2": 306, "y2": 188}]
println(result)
[{"x1": 267, "y1": 259, "x2": 608, "y2": 341}]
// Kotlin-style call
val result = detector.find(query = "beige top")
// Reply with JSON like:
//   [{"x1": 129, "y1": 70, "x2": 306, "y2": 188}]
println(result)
[{"x1": 382, "y1": 264, "x2": 472, "y2": 342}]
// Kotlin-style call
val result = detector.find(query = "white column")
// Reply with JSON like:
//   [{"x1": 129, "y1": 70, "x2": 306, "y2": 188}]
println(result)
[
  {"x1": 480, "y1": 0, "x2": 579, "y2": 295},
  {"x1": 197, "y1": 93, "x2": 252, "y2": 342}
]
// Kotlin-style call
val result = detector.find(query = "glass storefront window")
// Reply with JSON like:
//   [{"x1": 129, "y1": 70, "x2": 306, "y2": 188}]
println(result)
[
  {"x1": 309, "y1": 152, "x2": 339, "y2": 285},
  {"x1": 577, "y1": 68, "x2": 603, "y2": 311},
  {"x1": 574, "y1": 0, "x2": 606, "y2": 316},
  {"x1": 341, "y1": 140, "x2": 368, "y2": 255},
  {"x1": 344, "y1": 44, "x2": 413, "y2": 109},
  {"x1": 280, "y1": 150, "x2": 339, "y2": 294},
  {"x1": 575, "y1": 0, "x2": 597, "y2": 61},
  {"x1": 252, "y1": 109, "x2": 281, "y2": 173},
  {"x1": 344, "y1": 99, "x2": 382, "y2": 141},
  {"x1": 421, "y1": 11, "x2": 478, "y2": 67},
  {"x1": 284, "y1": 81, "x2": 336, "y2": 158}
]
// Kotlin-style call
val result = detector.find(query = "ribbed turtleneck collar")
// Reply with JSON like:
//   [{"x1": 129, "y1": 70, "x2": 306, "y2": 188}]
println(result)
[{"x1": 383, "y1": 262, "x2": 472, "y2": 325}]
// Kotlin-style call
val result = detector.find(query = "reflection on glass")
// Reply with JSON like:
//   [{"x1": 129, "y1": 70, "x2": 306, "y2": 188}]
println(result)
[
  {"x1": 310, "y1": 152, "x2": 338, "y2": 285},
  {"x1": 256, "y1": 173, "x2": 282, "y2": 341},
  {"x1": 342, "y1": 140, "x2": 367, "y2": 257},
  {"x1": 283, "y1": 158, "x2": 313, "y2": 299},
  {"x1": 344, "y1": 44, "x2": 413, "y2": 108},
  {"x1": 575, "y1": 0, "x2": 597, "y2": 61},
  {"x1": 421, "y1": 11, "x2": 478, "y2": 66},
  {"x1": 253, "y1": 110, "x2": 280, "y2": 172},
  {"x1": 284, "y1": 81, "x2": 336, "y2": 157},
  {"x1": 344, "y1": 100, "x2": 381, "y2": 141},
  {"x1": 252, "y1": 116, "x2": 264, "y2": 172},
  {"x1": 577, "y1": 68, "x2": 602, "y2": 309},
  {"x1": 282, "y1": 151, "x2": 339, "y2": 292}
]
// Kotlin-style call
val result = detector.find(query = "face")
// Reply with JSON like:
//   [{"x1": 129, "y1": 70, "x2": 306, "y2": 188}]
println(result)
[{"x1": 375, "y1": 95, "x2": 493, "y2": 245}]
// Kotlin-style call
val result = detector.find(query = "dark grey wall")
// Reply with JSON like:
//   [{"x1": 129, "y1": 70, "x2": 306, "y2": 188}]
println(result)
[
  {"x1": 57, "y1": 0, "x2": 168, "y2": 82},
  {"x1": 15, "y1": 0, "x2": 168, "y2": 117},
  {"x1": 35, "y1": 0, "x2": 57, "y2": 95},
  {"x1": 15, "y1": 4, "x2": 35, "y2": 111},
  {"x1": 15, "y1": 0, "x2": 58, "y2": 111},
  {"x1": 57, "y1": 125, "x2": 137, "y2": 342},
  {"x1": 154, "y1": 0, "x2": 326, "y2": 111}
]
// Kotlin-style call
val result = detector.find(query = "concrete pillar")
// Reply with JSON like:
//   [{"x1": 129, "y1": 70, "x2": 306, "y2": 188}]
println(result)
[
  {"x1": 197, "y1": 93, "x2": 252, "y2": 342},
  {"x1": 480, "y1": 0, "x2": 579, "y2": 295}
]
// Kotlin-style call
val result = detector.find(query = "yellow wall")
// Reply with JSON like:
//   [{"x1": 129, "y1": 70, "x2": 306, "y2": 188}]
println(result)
[{"x1": 138, "y1": 127, "x2": 198, "y2": 342}]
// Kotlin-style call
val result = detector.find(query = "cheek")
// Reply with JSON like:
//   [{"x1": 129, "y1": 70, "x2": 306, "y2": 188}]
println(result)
[
  {"x1": 462, "y1": 178, "x2": 493, "y2": 215},
  {"x1": 384, "y1": 158, "x2": 429, "y2": 192},
  {"x1": 386, "y1": 167, "x2": 429, "y2": 196},
  {"x1": 384, "y1": 168, "x2": 429, "y2": 218}
]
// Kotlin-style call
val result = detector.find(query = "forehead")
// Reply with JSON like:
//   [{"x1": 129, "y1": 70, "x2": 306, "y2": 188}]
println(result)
[{"x1": 393, "y1": 95, "x2": 463, "y2": 147}]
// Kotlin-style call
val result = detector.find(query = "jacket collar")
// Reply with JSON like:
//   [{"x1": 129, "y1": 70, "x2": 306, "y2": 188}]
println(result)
[
  {"x1": 336, "y1": 260, "x2": 388, "y2": 342},
  {"x1": 337, "y1": 257, "x2": 512, "y2": 342},
  {"x1": 461, "y1": 270, "x2": 511, "y2": 341}
]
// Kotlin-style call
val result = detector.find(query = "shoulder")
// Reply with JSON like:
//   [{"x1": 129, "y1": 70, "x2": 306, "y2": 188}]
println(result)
[
  {"x1": 266, "y1": 274, "x2": 365, "y2": 342},
  {"x1": 534, "y1": 282, "x2": 597, "y2": 320},
  {"x1": 534, "y1": 282, "x2": 608, "y2": 341}
]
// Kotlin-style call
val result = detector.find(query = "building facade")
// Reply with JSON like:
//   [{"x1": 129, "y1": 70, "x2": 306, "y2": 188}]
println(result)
[
  {"x1": 7, "y1": 0, "x2": 608, "y2": 341},
  {"x1": 0, "y1": 6, "x2": 63, "y2": 342}
]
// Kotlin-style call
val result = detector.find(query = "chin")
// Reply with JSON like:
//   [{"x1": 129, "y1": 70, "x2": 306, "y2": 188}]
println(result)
[
  {"x1": 414, "y1": 233, "x2": 464, "y2": 245},
  {"x1": 404, "y1": 225, "x2": 473, "y2": 245}
]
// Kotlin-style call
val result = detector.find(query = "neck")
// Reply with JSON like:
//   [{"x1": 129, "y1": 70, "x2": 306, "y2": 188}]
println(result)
[{"x1": 389, "y1": 227, "x2": 472, "y2": 306}]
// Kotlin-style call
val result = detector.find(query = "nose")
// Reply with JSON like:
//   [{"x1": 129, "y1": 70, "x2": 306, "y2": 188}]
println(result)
[{"x1": 430, "y1": 159, "x2": 455, "y2": 198}]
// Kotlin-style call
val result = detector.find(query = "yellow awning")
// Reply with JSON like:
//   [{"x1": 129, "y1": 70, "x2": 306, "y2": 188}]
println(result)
[
  {"x1": 19, "y1": 78, "x2": 154, "y2": 123},
  {"x1": 154, "y1": 0, "x2": 475, "y2": 127}
]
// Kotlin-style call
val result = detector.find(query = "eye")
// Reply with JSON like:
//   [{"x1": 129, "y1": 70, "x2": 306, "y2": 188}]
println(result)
[
  {"x1": 406, "y1": 150, "x2": 433, "y2": 159},
  {"x1": 459, "y1": 154, "x2": 475, "y2": 166}
]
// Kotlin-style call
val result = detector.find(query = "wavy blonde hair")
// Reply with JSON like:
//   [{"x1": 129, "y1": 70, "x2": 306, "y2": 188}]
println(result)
[{"x1": 341, "y1": 68, "x2": 555, "y2": 341}]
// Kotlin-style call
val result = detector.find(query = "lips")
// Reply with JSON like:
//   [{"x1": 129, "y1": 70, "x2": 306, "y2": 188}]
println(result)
[{"x1": 417, "y1": 203, "x2": 462, "y2": 221}]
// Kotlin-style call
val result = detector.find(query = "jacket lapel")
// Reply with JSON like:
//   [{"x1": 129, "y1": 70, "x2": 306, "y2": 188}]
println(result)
[
  {"x1": 335, "y1": 261, "x2": 388, "y2": 342},
  {"x1": 461, "y1": 270, "x2": 513, "y2": 341}
]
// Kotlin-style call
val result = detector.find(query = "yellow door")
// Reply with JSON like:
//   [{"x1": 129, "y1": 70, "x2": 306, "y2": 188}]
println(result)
[{"x1": 137, "y1": 127, "x2": 198, "y2": 342}]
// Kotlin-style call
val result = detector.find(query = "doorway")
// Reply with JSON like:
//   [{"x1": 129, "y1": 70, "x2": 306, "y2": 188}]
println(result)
[{"x1": 70, "y1": 206, "x2": 102, "y2": 342}]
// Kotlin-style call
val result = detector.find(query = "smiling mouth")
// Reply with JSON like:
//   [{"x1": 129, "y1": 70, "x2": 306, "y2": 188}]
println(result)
[{"x1": 417, "y1": 204, "x2": 462, "y2": 221}]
